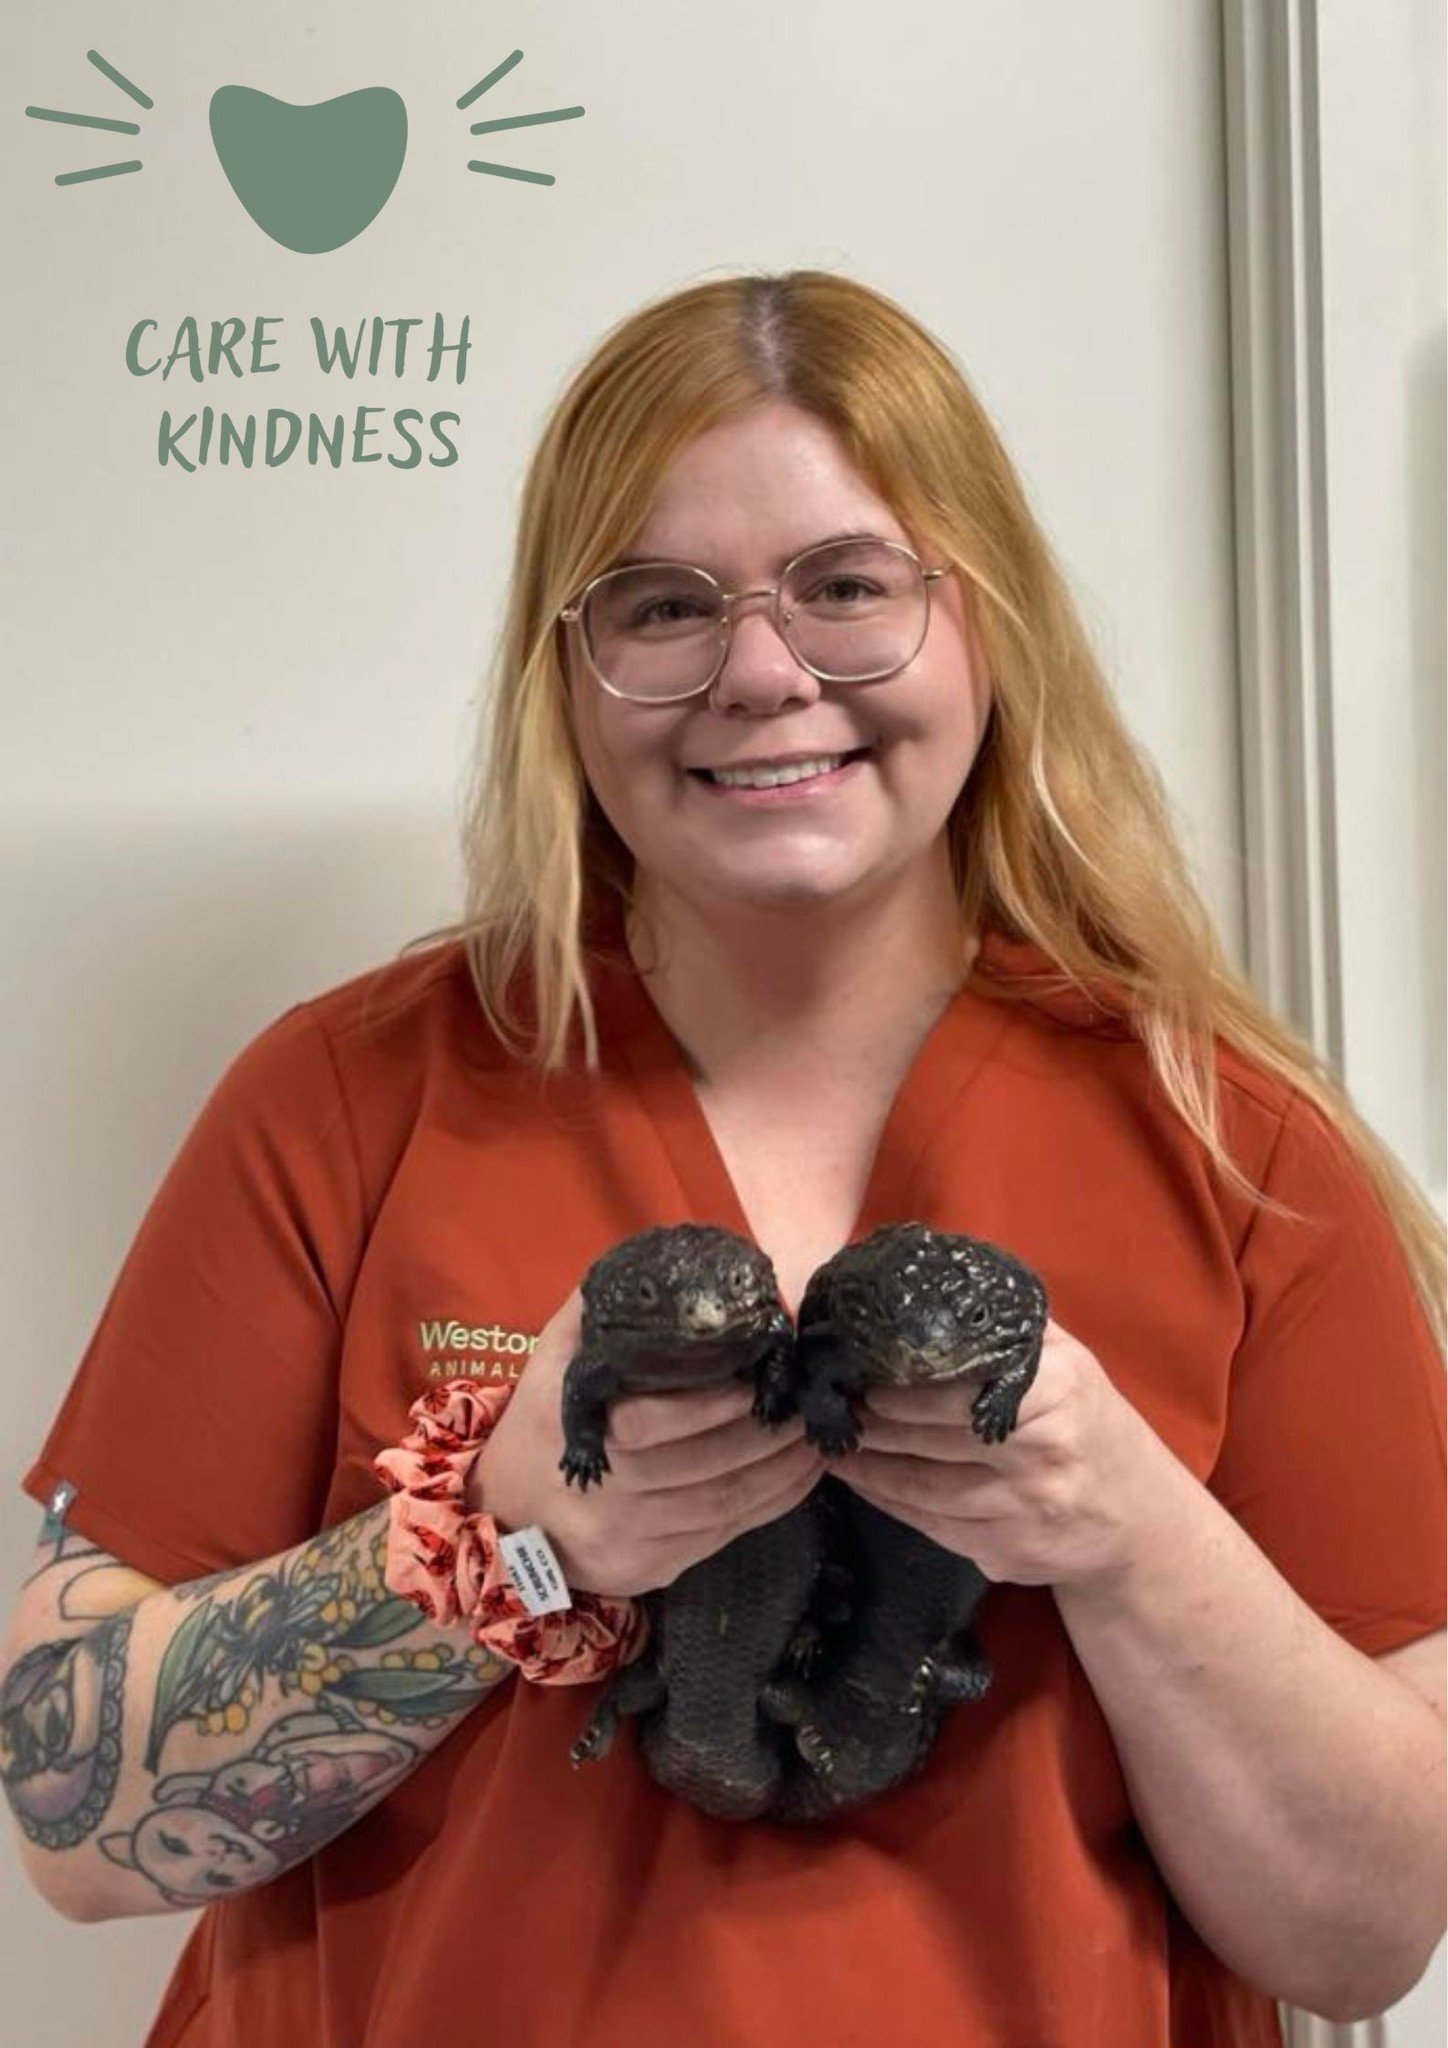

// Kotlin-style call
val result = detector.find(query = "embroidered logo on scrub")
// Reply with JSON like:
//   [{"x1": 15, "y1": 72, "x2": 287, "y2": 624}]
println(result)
[{"x1": 417, "y1": 1318, "x2": 538, "y2": 1382}]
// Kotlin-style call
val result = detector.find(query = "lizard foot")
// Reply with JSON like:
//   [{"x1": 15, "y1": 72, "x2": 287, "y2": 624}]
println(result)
[
  {"x1": 780, "y1": 1619, "x2": 824, "y2": 1677},
  {"x1": 759, "y1": 1678, "x2": 836, "y2": 1775},
  {"x1": 569, "y1": 1710, "x2": 618, "y2": 1766},
  {"x1": 794, "y1": 1724, "x2": 835, "y2": 1774},
  {"x1": 969, "y1": 1368, "x2": 1032, "y2": 1446},
  {"x1": 558, "y1": 1443, "x2": 611, "y2": 1491},
  {"x1": 805, "y1": 1421, "x2": 862, "y2": 1458},
  {"x1": 751, "y1": 1381, "x2": 797, "y2": 1428}
]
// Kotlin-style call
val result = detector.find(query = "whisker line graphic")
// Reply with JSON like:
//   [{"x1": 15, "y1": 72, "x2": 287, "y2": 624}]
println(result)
[
  {"x1": 86, "y1": 50, "x2": 154, "y2": 108},
  {"x1": 55, "y1": 161, "x2": 143, "y2": 185},
  {"x1": 457, "y1": 50, "x2": 525, "y2": 108},
  {"x1": 469, "y1": 106, "x2": 584, "y2": 134},
  {"x1": 467, "y1": 160, "x2": 554, "y2": 185},
  {"x1": 25, "y1": 107, "x2": 142, "y2": 134}
]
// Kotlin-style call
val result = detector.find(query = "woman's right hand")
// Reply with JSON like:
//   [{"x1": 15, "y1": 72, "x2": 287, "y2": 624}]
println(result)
[{"x1": 467, "y1": 1285, "x2": 826, "y2": 1598}]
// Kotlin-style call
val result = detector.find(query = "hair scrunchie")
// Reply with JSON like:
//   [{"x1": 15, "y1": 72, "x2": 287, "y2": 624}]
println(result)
[{"x1": 372, "y1": 1378, "x2": 648, "y2": 1686}]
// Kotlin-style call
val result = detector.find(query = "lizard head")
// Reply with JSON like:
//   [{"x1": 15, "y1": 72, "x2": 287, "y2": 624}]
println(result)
[
  {"x1": 802, "y1": 1222, "x2": 1047, "y2": 1387},
  {"x1": 581, "y1": 1223, "x2": 786, "y2": 1353}
]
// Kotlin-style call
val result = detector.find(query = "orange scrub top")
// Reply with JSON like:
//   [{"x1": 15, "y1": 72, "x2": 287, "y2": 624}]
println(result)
[{"x1": 21, "y1": 897, "x2": 1446, "y2": 2048}]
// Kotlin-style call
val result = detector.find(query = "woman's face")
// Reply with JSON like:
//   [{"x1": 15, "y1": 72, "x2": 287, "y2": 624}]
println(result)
[{"x1": 563, "y1": 399, "x2": 993, "y2": 922}]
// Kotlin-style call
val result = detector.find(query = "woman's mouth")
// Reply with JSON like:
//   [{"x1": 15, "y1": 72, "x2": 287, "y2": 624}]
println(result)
[{"x1": 686, "y1": 747, "x2": 872, "y2": 804}]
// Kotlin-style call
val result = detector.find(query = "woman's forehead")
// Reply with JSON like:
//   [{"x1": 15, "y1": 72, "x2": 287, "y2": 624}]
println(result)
[
  {"x1": 619, "y1": 404, "x2": 907, "y2": 563},
  {"x1": 607, "y1": 523, "x2": 910, "y2": 575}
]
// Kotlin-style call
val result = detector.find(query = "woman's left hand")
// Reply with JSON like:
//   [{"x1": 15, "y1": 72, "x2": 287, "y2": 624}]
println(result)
[{"x1": 836, "y1": 1316, "x2": 1174, "y2": 1590}]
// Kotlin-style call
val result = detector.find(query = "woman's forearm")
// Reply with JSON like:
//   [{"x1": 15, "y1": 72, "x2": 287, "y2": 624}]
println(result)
[
  {"x1": 1053, "y1": 1415, "x2": 1446, "y2": 2022},
  {"x1": 2, "y1": 1498, "x2": 515, "y2": 1922}
]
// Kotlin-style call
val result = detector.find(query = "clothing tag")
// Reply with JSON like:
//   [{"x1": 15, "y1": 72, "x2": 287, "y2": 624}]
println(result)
[{"x1": 496, "y1": 1525, "x2": 573, "y2": 1616}]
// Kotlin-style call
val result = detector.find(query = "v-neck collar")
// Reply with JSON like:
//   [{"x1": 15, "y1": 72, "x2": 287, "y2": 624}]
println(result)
[{"x1": 583, "y1": 890, "x2": 1026, "y2": 1272}]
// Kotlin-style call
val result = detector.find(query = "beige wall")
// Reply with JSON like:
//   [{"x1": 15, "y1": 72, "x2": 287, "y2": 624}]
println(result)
[{"x1": 0, "y1": 0, "x2": 1438, "y2": 2041}]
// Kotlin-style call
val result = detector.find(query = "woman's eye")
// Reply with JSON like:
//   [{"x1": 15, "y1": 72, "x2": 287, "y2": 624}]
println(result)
[
  {"x1": 805, "y1": 576, "x2": 875, "y2": 606},
  {"x1": 632, "y1": 598, "x2": 708, "y2": 628}
]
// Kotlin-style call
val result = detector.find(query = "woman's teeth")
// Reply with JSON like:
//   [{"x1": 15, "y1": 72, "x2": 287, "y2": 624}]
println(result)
[{"x1": 706, "y1": 753, "x2": 853, "y2": 789}]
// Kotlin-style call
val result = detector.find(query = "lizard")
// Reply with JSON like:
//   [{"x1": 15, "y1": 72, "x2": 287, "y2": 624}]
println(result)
[
  {"x1": 558, "y1": 1223, "x2": 849, "y2": 1820},
  {"x1": 756, "y1": 1222, "x2": 1049, "y2": 1824}
]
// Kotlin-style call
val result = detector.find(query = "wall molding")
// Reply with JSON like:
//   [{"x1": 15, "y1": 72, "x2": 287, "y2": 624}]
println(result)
[
  {"x1": 1221, "y1": 4, "x2": 1383, "y2": 2044},
  {"x1": 1220, "y1": 0, "x2": 1343, "y2": 1078}
]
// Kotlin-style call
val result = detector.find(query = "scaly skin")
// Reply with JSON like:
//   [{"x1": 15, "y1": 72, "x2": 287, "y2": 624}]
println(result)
[
  {"x1": 763, "y1": 1223, "x2": 1048, "y2": 1825},
  {"x1": 561, "y1": 1225, "x2": 826, "y2": 1819},
  {"x1": 559, "y1": 1224, "x2": 795, "y2": 1490}
]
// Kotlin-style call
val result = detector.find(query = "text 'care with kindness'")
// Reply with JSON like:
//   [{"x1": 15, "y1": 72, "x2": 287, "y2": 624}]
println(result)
[{"x1": 126, "y1": 312, "x2": 470, "y2": 471}]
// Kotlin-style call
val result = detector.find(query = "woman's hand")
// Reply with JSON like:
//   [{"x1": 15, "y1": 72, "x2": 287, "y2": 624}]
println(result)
[
  {"x1": 468, "y1": 1286, "x2": 827, "y2": 1599},
  {"x1": 837, "y1": 1315, "x2": 1175, "y2": 1590}
]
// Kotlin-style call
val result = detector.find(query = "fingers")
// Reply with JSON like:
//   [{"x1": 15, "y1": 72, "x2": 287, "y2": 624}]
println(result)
[
  {"x1": 606, "y1": 1380, "x2": 757, "y2": 1451},
  {"x1": 855, "y1": 1408, "x2": 1003, "y2": 1462},
  {"x1": 612, "y1": 1407, "x2": 811, "y2": 1492},
  {"x1": 843, "y1": 1448, "x2": 1013, "y2": 1522},
  {"x1": 629, "y1": 1436, "x2": 823, "y2": 1540}
]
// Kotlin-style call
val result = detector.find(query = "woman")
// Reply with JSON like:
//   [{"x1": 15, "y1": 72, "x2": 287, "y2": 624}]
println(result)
[{"x1": 5, "y1": 270, "x2": 1444, "y2": 2048}]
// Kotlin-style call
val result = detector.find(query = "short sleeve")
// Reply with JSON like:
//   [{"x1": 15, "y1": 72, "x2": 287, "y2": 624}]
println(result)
[
  {"x1": 19, "y1": 1003, "x2": 367, "y2": 1587},
  {"x1": 1209, "y1": 1089, "x2": 1446, "y2": 1656}
]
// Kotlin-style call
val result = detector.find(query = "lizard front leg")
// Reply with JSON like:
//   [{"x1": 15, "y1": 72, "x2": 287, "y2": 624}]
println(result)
[
  {"x1": 751, "y1": 1319, "x2": 800, "y2": 1427},
  {"x1": 796, "y1": 1332, "x2": 868, "y2": 1456},
  {"x1": 559, "y1": 1351, "x2": 622, "y2": 1490},
  {"x1": 969, "y1": 1346, "x2": 1040, "y2": 1445}
]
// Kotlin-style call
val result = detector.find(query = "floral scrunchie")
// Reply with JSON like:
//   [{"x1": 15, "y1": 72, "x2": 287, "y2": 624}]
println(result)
[{"x1": 372, "y1": 1378, "x2": 648, "y2": 1687}]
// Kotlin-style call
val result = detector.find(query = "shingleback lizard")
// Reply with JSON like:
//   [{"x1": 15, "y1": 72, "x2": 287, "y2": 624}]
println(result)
[
  {"x1": 760, "y1": 1222, "x2": 1049, "y2": 1823},
  {"x1": 559, "y1": 1223, "x2": 835, "y2": 1820}
]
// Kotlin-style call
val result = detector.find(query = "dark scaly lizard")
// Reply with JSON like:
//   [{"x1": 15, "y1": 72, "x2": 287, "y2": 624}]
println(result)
[
  {"x1": 760, "y1": 1222, "x2": 1049, "y2": 1824},
  {"x1": 558, "y1": 1224, "x2": 840, "y2": 1820}
]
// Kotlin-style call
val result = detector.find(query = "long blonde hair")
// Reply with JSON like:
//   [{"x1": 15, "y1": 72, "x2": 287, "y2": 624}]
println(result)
[{"x1": 403, "y1": 268, "x2": 1445, "y2": 1350}]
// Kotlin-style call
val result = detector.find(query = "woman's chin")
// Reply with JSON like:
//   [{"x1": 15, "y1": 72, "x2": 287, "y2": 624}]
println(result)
[{"x1": 668, "y1": 864, "x2": 881, "y2": 918}]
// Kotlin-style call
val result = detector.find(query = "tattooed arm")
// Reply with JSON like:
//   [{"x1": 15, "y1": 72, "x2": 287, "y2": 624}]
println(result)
[{"x1": 0, "y1": 1497, "x2": 516, "y2": 1921}]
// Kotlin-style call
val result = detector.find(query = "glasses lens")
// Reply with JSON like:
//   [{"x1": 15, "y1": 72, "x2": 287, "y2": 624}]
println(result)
[
  {"x1": 581, "y1": 539, "x2": 928, "y2": 699},
  {"x1": 782, "y1": 539, "x2": 926, "y2": 681},
  {"x1": 583, "y1": 564, "x2": 724, "y2": 700}
]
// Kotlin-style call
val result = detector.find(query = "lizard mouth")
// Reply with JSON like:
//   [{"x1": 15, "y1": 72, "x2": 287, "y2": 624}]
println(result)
[{"x1": 875, "y1": 1335, "x2": 1009, "y2": 1381}]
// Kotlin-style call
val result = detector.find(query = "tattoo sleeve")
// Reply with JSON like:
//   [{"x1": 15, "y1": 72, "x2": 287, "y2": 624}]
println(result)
[{"x1": 0, "y1": 1499, "x2": 516, "y2": 1920}]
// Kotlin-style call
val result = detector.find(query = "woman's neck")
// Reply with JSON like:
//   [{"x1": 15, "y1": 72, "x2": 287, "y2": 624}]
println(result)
[{"x1": 624, "y1": 858, "x2": 978, "y2": 1093}]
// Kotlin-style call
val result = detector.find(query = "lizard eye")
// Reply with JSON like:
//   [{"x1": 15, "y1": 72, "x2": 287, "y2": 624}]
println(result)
[
  {"x1": 637, "y1": 1276, "x2": 659, "y2": 1306},
  {"x1": 727, "y1": 1266, "x2": 746, "y2": 1293},
  {"x1": 971, "y1": 1303, "x2": 990, "y2": 1328}
]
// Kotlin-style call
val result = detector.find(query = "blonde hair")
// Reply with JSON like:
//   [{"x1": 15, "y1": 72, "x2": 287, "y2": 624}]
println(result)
[{"x1": 403, "y1": 268, "x2": 1445, "y2": 1351}]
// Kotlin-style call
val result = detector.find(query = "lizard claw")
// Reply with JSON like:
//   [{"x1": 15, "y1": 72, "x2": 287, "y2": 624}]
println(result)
[
  {"x1": 569, "y1": 1715, "x2": 616, "y2": 1766},
  {"x1": 795, "y1": 1725, "x2": 835, "y2": 1774},
  {"x1": 559, "y1": 1444, "x2": 610, "y2": 1490},
  {"x1": 806, "y1": 1422, "x2": 861, "y2": 1458}
]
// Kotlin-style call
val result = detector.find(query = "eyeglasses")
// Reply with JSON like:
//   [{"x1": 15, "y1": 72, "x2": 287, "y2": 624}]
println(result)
[{"x1": 557, "y1": 535, "x2": 949, "y2": 703}]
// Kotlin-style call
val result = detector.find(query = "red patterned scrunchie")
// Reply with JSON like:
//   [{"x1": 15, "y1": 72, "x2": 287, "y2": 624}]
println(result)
[{"x1": 372, "y1": 1378, "x2": 648, "y2": 1687}]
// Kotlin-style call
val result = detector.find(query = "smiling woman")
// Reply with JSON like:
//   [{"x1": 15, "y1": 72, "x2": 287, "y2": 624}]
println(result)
[
  {"x1": 4, "y1": 267, "x2": 1443, "y2": 2048},
  {"x1": 559, "y1": 412, "x2": 993, "y2": 952}
]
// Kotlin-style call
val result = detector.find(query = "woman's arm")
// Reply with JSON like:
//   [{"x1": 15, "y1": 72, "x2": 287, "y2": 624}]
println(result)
[
  {"x1": 843, "y1": 1323, "x2": 1447, "y2": 2023},
  {"x1": 0, "y1": 1498, "x2": 514, "y2": 1923},
  {"x1": 1050, "y1": 1405, "x2": 1446, "y2": 2023}
]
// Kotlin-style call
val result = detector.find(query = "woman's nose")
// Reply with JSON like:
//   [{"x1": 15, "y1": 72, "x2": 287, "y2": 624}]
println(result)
[{"x1": 707, "y1": 593, "x2": 822, "y2": 714}]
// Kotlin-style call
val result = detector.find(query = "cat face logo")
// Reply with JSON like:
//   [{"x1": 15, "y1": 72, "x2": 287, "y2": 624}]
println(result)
[{"x1": 25, "y1": 46, "x2": 585, "y2": 253}]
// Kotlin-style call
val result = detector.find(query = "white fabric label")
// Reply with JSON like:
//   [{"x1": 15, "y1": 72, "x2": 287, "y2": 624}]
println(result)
[{"x1": 496, "y1": 1525, "x2": 573, "y2": 1616}]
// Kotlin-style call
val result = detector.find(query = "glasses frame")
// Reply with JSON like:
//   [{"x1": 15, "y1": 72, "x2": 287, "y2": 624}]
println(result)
[{"x1": 557, "y1": 535, "x2": 950, "y2": 704}]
